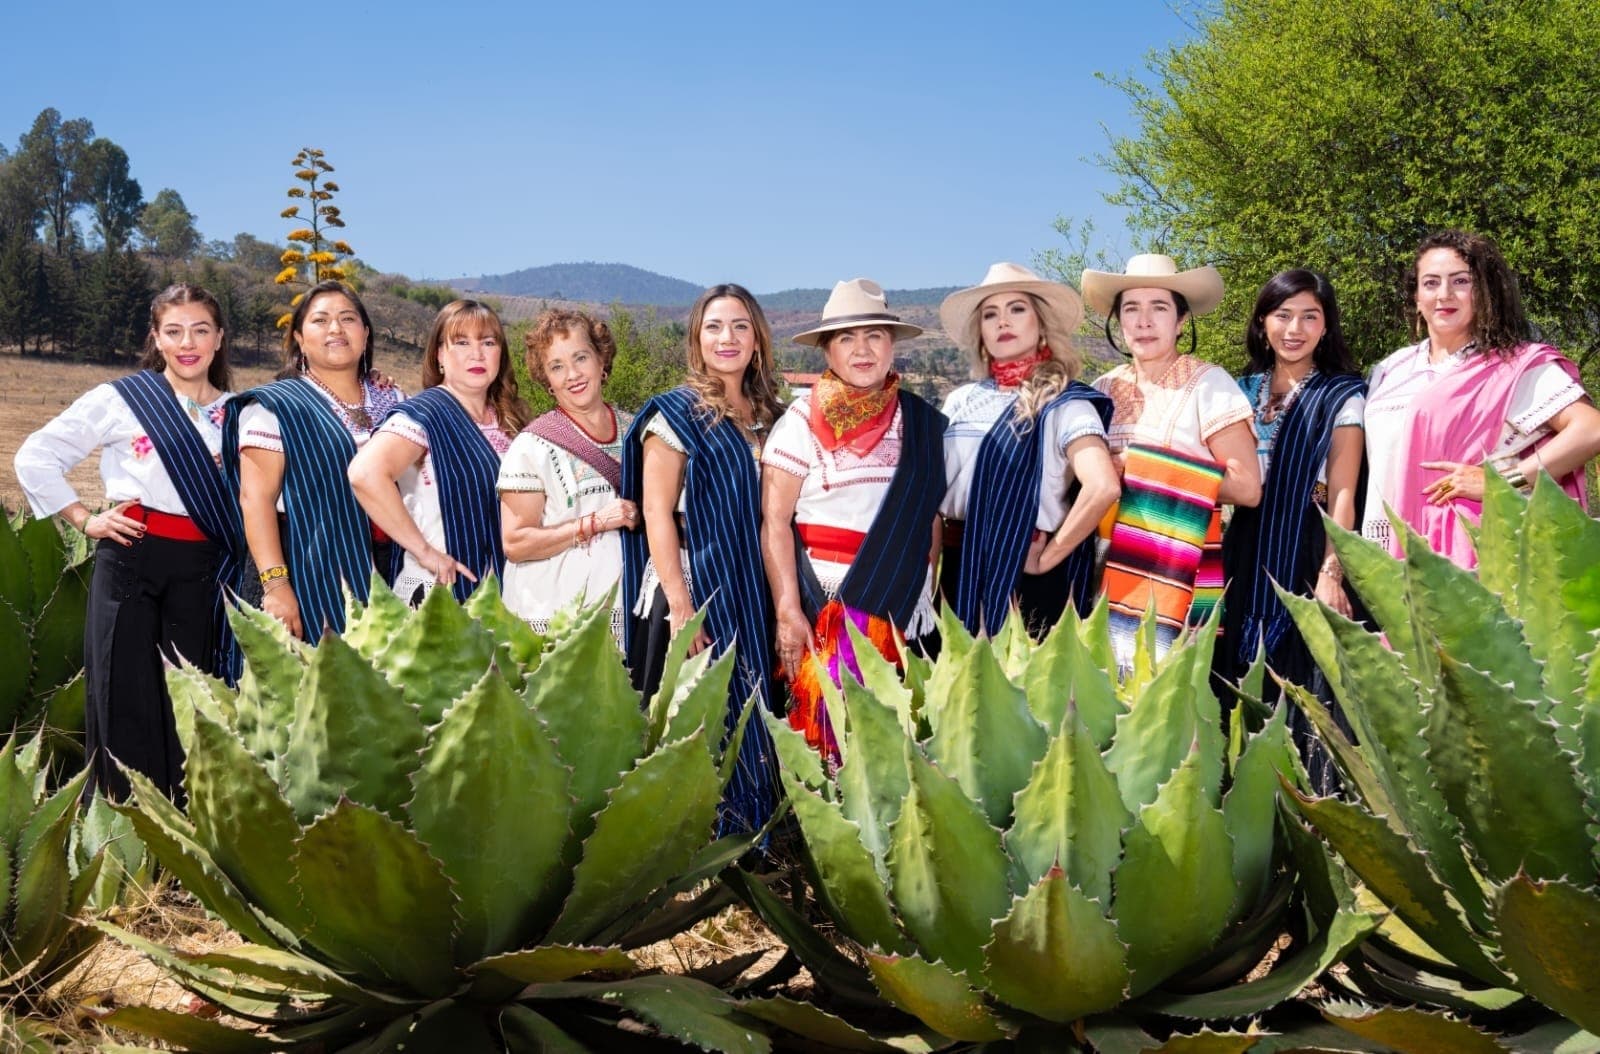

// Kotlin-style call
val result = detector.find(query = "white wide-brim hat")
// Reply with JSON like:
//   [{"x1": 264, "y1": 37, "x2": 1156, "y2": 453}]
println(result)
[
  {"x1": 1080, "y1": 253, "x2": 1224, "y2": 318},
  {"x1": 792, "y1": 278, "x2": 924, "y2": 347},
  {"x1": 938, "y1": 262, "x2": 1084, "y2": 354}
]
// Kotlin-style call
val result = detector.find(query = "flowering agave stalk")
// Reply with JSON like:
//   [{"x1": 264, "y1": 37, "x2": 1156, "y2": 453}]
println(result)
[
  {"x1": 0, "y1": 731, "x2": 144, "y2": 1004},
  {"x1": 734, "y1": 603, "x2": 1380, "y2": 1050},
  {"x1": 1278, "y1": 475, "x2": 1600, "y2": 1047},
  {"x1": 0, "y1": 511, "x2": 92, "y2": 763},
  {"x1": 95, "y1": 578, "x2": 771, "y2": 1051}
]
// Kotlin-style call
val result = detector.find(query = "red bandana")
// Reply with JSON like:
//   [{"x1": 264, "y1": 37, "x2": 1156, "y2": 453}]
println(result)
[
  {"x1": 989, "y1": 348, "x2": 1052, "y2": 388},
  {"x1": 809, "y1": 370, "x2": 900, "y2": 453}
]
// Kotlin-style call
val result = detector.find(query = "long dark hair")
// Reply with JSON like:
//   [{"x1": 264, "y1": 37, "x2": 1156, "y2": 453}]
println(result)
[
  {"x1": 1405, "y1": 229, "x2": 1531, "y2": 355},
  {"x1": 281, "y1": 280, "x2": 376, "y2": 378},
  {"x1": 140, "y1": 284, "x2": 232, "y2": 391},
  {"x1": 1245, "y1": 269, "x2": 1357, "y2": 375},
  {"x1": 1103, "y1": 289, "x2": 1196, "y2": 358}
]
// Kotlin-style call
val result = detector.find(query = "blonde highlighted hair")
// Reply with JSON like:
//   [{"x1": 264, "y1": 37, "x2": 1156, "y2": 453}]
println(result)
[
  {"x1": 966, "y1": 291, "x2": 1084, "y2": 424},
  {"x1": 423, "y1": 299, "x2": 529, "y2": 437},
  {"x1": 685, "y1": 283, "x2": 783, "y2": 430}
]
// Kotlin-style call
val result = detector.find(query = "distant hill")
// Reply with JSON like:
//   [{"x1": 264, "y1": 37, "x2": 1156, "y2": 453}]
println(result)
[
  {"x1": 458, "y1": 261, "x2": 959, "y2": 315},
  {"x1": 461, "y1": 262, "x2": 704, "y2": 305}
]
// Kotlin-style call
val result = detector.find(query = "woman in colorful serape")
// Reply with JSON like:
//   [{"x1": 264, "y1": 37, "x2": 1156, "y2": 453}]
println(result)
[
  {"x1": 762, "y1": 279, "x2": 946, "y2": 768},
  {"x1": 15, "y1": 284, "x2": 242, "y2": 801},
  {"x1": 621, "y1": 283, "x2": 784, "y2": 835},
  {"x1": 1081, "y1": 255, "x2": 1260, "y2": 669},
  {"x1": 1217, "y1": 271, "x2": 1365, "y2": 791},
  {"x1": 349, "y1": 300, "x2": 527, "y2": 606},
  {"x1": 499, "y1": 308, "x2": 638, "y2": 637},
  {"x1": 1362, "y1": 229, "x2": 1600, "y2": 568},
  {"x1": 938, "y1": 263, "x2": 1119, "y2": 638},
  {"x1": 226, "y1": 280, "x2": 401, "y2": 642}
]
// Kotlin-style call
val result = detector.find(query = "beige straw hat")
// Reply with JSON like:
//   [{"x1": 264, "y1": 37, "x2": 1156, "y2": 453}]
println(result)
[
  {"x1": 938, "y1": 262, "x2": 1084, "y2": 355},
  {"x1": 792, "y1": 278, "x2": 923, "y2": 347},
  {"x1": 1080, "y1": 253, "x2": 1224, "y2": 318}
]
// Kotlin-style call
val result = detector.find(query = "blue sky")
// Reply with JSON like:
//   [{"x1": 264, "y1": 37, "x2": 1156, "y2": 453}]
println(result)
[{"x1": 2, "y1": 1, "x2": 1193, "y2": 291}]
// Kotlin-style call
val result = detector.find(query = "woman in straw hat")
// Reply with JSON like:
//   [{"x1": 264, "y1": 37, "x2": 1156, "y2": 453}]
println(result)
[
  {"x1": 1081, "y1": 254, "x2": 1260, "y2": 667},
  {"x1": 620, "y1": 283, "x2": 785, "y2": 836},
  {"x1": 761, "y1": 279, "x2": 946, "y2": 768},
  {"x1": 937, "y1": 262, "x2": 1119, "y2": 637},
  {"x1": 1362, "y1": 229, "x2": 1599, "y2": 569}
]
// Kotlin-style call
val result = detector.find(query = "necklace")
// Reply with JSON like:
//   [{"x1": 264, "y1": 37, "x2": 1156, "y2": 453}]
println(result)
[
  {"x1": 1255, "y1": 367, "x2": 1317, "y2": 442},
  {"x1": 559, "y1": 404, "x2": 617, "y2": 444},
  {"x1": 304, "y1": 369, "x2": 372, "y2": 431}
]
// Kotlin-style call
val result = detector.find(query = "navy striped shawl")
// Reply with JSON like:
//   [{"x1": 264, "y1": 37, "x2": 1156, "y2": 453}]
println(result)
[
  {"x1": 955, "y1": 382, "x2": 1113, "y2": 635},
  {"x1": 112, "y1": 369, "x2": 245, "y2": 680},
  {"x1": 383, "y1": 387, "x2": 504, "y2": 602},
  {"x1": 796, "y1": 393, "x2": 947, "y2": 631},
  {"x1": 223, "y1": 377, "x2": 375, "y2": 641},
  {"x1": 1222, "y1": 371, "x2": 1366, "y2": 669}
]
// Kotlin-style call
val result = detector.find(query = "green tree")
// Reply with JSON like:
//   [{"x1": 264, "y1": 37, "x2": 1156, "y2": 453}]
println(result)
[
  {"x1": 76, "y1": 249, "x2": 153, "y2": 361},
  {"x1": 139, "y1": 188, "x2": 201, "y2": 265},
  {"x1": 230, "y1": 231, "x2": 285, "y2": 273},
  {"x1": 509, "y1": 305, "x2": 686, "y2": 417},
  {"x1": 16, "y1": 108, "x2": 94, "y2": 254},
  {"x1": 0, "y1": 149, "x2": 43, "y2": 242},
  {"x1": 0, "y1": 231, "x2": 46, "y2": 352},
  {"x1": 1100, "y1": 0, "x2": 1600, "y2": 376},
  {"x1": 77, "y1": 138, "x2": 144, "y2": 252}
]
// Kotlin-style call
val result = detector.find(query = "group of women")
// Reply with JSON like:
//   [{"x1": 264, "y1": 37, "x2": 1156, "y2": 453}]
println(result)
[{"x1": 15, "y1": 228, "x2": 1600, "y2": 818}]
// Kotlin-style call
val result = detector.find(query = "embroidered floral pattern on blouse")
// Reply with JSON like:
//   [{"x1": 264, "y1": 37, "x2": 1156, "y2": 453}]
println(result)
[{"x1": 131, "y1": 434, "x2": 154, "y2": 459}]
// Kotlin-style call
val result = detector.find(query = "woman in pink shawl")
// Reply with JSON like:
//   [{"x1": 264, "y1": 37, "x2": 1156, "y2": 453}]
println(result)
[{"x1": 1361, "y1": 229, "x2": 1600, "y2": 567}]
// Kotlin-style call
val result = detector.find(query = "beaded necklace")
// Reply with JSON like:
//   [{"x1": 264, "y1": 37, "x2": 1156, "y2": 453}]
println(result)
[
  {"x1": 1255, "y1": 366, "x2": 1317, "y2": 449},
  {"x1": 303, "y1": 369, "x2": 373, "y2": 431}
]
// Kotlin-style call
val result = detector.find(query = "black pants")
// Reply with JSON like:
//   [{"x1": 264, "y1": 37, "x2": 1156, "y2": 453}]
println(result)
[
  {"x1": 939, "y1": 538, "x2": 1073, "y2": 638},
  {"x1": 84, "y1": 533, "x2": 219, "y2": 803}
]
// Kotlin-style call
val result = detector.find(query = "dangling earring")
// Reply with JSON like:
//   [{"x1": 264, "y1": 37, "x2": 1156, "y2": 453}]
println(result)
[{"x1": 1038, "y1": 341, "x2": 1050, "y2": 358}]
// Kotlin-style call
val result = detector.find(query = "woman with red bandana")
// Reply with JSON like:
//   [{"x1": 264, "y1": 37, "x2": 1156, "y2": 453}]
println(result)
[
  {"x1": 761, "y1": 279, "x2": 946, "y2": 768},
  {"x1": 937, "y1": 263, "x2": 1119, "y2": 638}
]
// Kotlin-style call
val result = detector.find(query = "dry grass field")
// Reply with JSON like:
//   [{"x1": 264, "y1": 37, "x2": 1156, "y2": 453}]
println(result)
[{"x1": 0, "y1": 345, "x2": 423, "y2": 517}]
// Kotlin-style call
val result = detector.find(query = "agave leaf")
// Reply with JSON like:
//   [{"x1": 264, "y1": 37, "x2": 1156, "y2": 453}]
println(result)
[
  {"x1": 29, "y1": 569, "x2": 88, "y2": 696},
  {"x1": 1114, "y1": 747, "x2": 1235, "y2": 996},
  {"x1": 18, "y1": 516, "x2": 71, "y2": 607},
  {"x1": 526, "y1": 975, "x2": 770, "y2": 1054},
  {"x1": 1027, "y1": 609, "x2": 1124, "y2": 749},
  {"x1": 1325, "y1": 518, "x2": 1420, "y2": 650},
  {"x1": 664, "y1": 645, "x2": 738, "y2": 755},
  {"x1": 1276, "y1": 679, "x2": 1402, "y2": 835},
  {"x1": 410, "y1": 668, "x2": 574, "y2": 961},
  {"x1": 340, "y1": 571, "x2": 409, "y2": 661},
  {"x1": 722, "y1": 869, "x2": 884, "y2": 1009},
  {"x1": 17, "y1": 766, "x2": 86, "y2": 868},
  {"x1": 764, "y1": 709, "x2": 825, "y2": 792},
  {"x1": 1142, "y1": 904, "x2": 1382, "y2": 1019},
  {"x1": 1286, "y1": 784, "x2": 1511, "y2": 987},
  {"x1": 1426, "y1": 654, "x2": 1594, "y2": 885},
  {"x1": 525, "y1": 600, "x2": 647, "y2": 848},
  {"x1": 6, "y1": 804, "x2": 73, "y2": 975},
  {"x1": 462, "y1": 573, "x2": 545, "y2": 681},
  {"x1": 1005, "y1": 706, "x2": 1129, "y2": 903},
  {"x1": 836, "y1": 674, "x2": 914, "y2": 876},
  {"x1": 0, "y1": 513, "x2": 34, "y2": 616},
  {"x1": 190, "y1": 943, "x2": 415, "y2": 1008},
  {"x1": 924, "y1": 637, "x2": 1046, "y2": 828},
  {"x1": 547, "y1": 730, "x2": 720, "y2": 945},
  {"x1": 982, "y1": 864, "x2": 1129, "y2": 1021},
  {"x1": 0, "y1": 601, "x2": 30, "y2": 727},
  {"x1": 498, "y1": 1005, "x2": 588, "y2": 1053},
  {"x1": 1222, "y1": 704, "x2": 1294, "y2": 916},
  {"x1": 865, "y1": 952, "x2": 1009, "y2": 1043},
  {"x1": 291, "y1": 800, "x2": 458, "y2": 997},
  {"x1": 380, "y1": 584, "x2": 500, "y2": 724},
  {"x1": 843, "y1": 617, "x2": 917, "y2": 737},
  {"x1": 1319, "y1": 1000, "x2": 1512, "y2": 1053},
  {"x1": 471, "y1": 944, "x2": 635, "y2": 984},
  {"x1": 1473, "y1": 471, "x2": 1526, "y2": 606},
  {"x1": 92, "y1": 922, "x2": 309, "y2": 1010},
  {"x1": 921, "y1": 604, "x2": 974, "y2": 733},
  {"x1": 225, "y1": 602, "x2": 306, "y2": 771},
  {"x1": 1522, "y1": 476, "x2": 1600, "y2": 731},
  {"x1": 0, "y1": 734, "x2": 35, "y2": 857},
  {"x1": 184, "y1": 707, "x2": 313, "y2": 936},
  {"x1": 737, "y1": 995, "x2": 933, "y2": 1052},
  {"x1": 1105, "y1": 644, "x2": 1200, "y2": 815},
  {"x1": 990, "y1": 604, "x2": 1033, "y2": 680},
  {"x1": 780, "y1": 767, "x2": 908, "y2": 954},
  {"x1": 93, "y1": 1006, "x2": 284, "y2": 1052},
  {"x1": 887, "y1": 745, "x2": 1011, "y2": 978},
  {"x1": 281, "y1": 633, "x2": 424, "y2": 822},
  {"x1": 644, "y1": 607, "x2": 709, "y2": 750},
  {"x1": 1494, "y1": 874, "x2": 1600, "y2": 1033},
  {"x1": 1132, "y1": 1027, "x2": 1267, "y2": 1053}
]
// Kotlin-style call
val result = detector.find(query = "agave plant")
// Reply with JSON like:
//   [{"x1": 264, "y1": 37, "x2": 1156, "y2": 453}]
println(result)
[
  {"x1": 734, "y1": 603, "x2": 1380, "y2": 1050},
  {"x1": 0, "y1": 511, "x2": 91, "y2": 762},
  {"x1": 0, "y1": 729, "x2": 145, "y2": 1006},
  {"x1": 94, "y1": 577, "x2": 774, "y2": 1052},
  {"x1": 1277, "y1": 474, "x2": 1600, "y2": 1046}
]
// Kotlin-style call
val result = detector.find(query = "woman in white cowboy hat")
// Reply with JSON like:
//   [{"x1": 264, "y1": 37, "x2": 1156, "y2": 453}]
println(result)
[
  {"x1": 761, "y1": 279, "x2": 946, "y2": 767},
  {"x1": 937, "y1": 262, "x2": 1120, "y2": 637},
  {"x1": 1081, "y1": 253, "x2": 1259, "y2": 666}
]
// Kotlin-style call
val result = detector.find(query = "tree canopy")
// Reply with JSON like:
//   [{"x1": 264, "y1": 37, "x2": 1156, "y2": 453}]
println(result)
[{"x1": 1102, "y1": 0, "x2": 1600, "y2": 376}]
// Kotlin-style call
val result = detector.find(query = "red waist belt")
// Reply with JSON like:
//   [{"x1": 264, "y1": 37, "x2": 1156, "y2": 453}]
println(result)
[
  {"x1": 797, "y1": 523, "x2": 866, "y2": 566},
  {"x1": 126, "y1": 502, "x2": 209, "y2": 542}
]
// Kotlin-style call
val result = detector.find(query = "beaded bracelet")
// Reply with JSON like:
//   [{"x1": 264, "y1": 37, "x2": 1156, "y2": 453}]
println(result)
[{"x1": 258, "y1": 564, "x2": 289, "y2": 586}]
